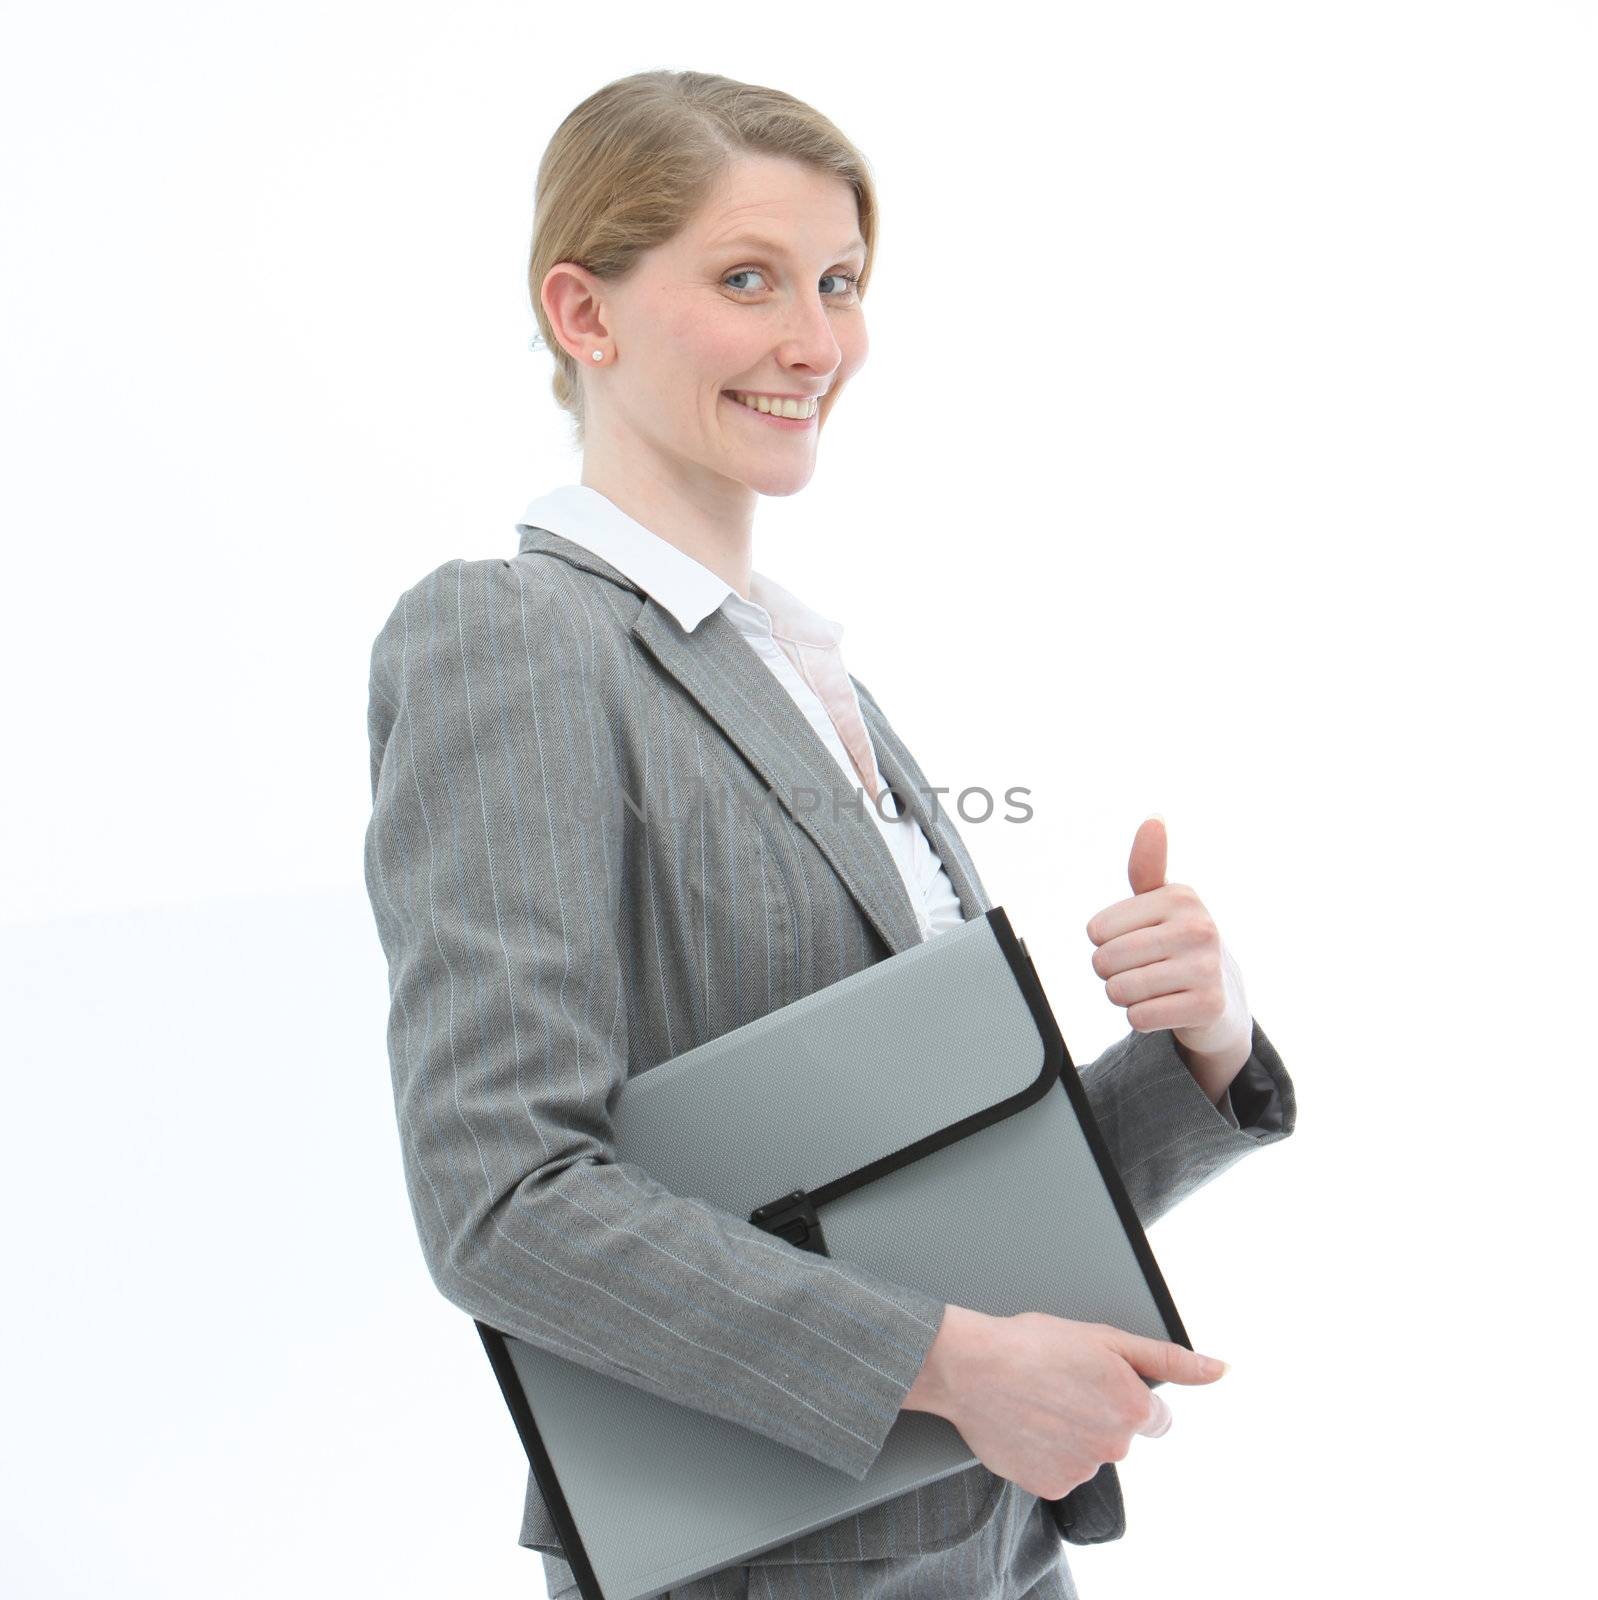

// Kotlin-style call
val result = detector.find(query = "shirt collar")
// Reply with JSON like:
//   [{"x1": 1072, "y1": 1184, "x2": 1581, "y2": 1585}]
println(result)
[{"x1": 516, "y1": 483, "x2": 847, "y2": 649}]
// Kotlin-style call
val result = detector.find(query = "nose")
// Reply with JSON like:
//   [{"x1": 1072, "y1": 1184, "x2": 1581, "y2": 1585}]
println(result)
[{"x1": 773, "y1": 294, "x2": 844, "y2": 383}]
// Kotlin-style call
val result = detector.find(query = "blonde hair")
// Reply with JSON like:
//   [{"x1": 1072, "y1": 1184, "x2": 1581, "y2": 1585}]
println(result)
[{"x1": 527, "y1": 70, "x2": 878, "y2": 448}]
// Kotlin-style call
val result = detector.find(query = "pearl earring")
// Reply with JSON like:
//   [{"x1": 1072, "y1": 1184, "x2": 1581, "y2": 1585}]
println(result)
[{"x1": 592, "y1": 349, "x2": 604, "y2": 362}]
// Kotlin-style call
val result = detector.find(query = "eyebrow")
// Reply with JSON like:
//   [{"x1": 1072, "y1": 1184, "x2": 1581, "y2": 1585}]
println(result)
[{"x1": 709, "y1": 232, "x2": 867, "y2": 263}]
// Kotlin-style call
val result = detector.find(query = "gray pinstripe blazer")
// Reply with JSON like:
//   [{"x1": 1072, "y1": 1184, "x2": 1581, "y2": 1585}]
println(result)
[{"x1": 362, "y1": 524, "x2": 1297, "y2": 1569}]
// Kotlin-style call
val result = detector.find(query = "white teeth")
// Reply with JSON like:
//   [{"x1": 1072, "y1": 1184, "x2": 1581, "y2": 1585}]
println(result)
[{"x1": 730, "y1": 391, "x2": 817, "y2": 419}]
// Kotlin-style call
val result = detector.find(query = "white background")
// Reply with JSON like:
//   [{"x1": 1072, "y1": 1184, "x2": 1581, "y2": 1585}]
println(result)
[{"x1": 2, "y1": 3, "x2": 1592, "y2": 1596}]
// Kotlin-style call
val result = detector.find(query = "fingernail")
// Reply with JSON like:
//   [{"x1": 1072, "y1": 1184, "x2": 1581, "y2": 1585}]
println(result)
[{"x1": 1201, "y1": 1356, "x2": 1229, "y2": 1377}]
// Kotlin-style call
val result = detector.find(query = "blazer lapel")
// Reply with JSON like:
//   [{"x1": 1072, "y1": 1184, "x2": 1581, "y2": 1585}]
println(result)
[
  {"x1": 631, "y1": 600, "x2": 933, "y2": 957},
  {"x1": 516, "y1": 522, "x2": 647, "y2": 598},
  {"x1": 516, "y1": 524, "x2": 929, "y2": 957}
]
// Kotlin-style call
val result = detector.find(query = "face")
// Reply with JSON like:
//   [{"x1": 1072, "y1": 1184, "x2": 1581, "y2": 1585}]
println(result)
[{"x1": 544, "y1": 153, "x2": 869, "y2": 500}]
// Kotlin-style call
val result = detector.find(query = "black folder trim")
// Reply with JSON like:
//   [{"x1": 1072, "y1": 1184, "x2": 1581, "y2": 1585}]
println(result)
[
  {"x1": 747, "y1": 906, "x2": 1063, "y2": 1229},
  {"x1": 472, "y1": 904, "x2": 1190, "y2": 1600},
  {"x1": 477, "y1": 1319, "x2": 604, "y2": 1599}
]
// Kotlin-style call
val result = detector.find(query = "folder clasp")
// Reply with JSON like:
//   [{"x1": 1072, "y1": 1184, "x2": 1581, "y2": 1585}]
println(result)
[{"x1": 749, "y1": 1188, "x2": 830, "y2": 1255}]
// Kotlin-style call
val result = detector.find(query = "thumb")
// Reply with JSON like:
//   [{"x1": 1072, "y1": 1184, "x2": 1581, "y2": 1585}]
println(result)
[
  {"x1": 1104, "y1": 1327, "x2": 1228, "y2": 1387},
  {"x1": 1127, "y1": 814, "x2": 1168, "y2": 898},
  {"x1": 1139, "y1": 1390, "x2": 1174, "y2": 1438}
]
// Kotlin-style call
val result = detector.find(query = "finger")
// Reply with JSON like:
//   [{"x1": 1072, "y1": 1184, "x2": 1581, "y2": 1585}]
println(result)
[
  {"x1": 1092, "y1": 924, "x2": 1192, "y2": 979},
  {"x1": 1127, "y1": 991, "x2": 1218, "y2": 1032},
  {"x1": 1085, "y1": 885, "x2": 1180, "y2": 947},
  {"x1": 1127, "y1": 815, "x2": 1167, "y2": 898},
  {"x1": 1106, "y1": 1330, "x2": 1228, "y2": 1386},
  {"x1": 1107, "y1": 958, "x2": 1205, "y2": 1011},
  {"x1": 1136, "y1": 1390, "x2": 1174, "y2": 1438}
]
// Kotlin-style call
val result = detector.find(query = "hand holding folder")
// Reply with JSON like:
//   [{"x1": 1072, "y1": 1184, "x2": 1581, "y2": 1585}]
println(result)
[
  {"x1": 477, "y1": 905, "x2": 1205, "y2": 1600},
  {"x1": 901, "y1": 1300, "x2": 1228, "y2": 1502}
]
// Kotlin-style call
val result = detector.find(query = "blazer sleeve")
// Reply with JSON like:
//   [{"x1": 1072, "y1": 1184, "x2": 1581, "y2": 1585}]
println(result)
[
  {"x1": 363, "y1": 557, "x2": 947, "y2": 1483},
  {"x1": 1075, "y1": 1017, "x2": 1298, "y2": 1229}
]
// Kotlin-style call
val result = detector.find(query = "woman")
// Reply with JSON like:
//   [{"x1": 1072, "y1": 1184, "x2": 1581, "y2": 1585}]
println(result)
[{"x1": 363, "y1": 68, "x2": 1296, "y2": 1600}]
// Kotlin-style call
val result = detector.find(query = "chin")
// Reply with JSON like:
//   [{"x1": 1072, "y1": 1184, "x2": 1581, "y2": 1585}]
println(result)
[{"x1": 739, "y1": 459, "x2": 819, "y2": 498}]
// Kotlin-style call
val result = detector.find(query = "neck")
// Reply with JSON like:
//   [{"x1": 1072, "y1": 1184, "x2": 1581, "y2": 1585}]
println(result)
[{"x1": 579, "y1": 447, "x2": 756, "y2": 600}]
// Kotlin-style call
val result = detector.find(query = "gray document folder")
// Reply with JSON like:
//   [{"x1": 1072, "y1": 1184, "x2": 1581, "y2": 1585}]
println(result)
[{"x1": 475, "y1": 906, "x2": 1191, "y2": 1600}]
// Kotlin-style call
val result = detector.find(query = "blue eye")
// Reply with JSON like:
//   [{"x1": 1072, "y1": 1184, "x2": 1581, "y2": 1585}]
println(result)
[{"x1": 723, "y1": 267, "x2": 861, "y2": 300}]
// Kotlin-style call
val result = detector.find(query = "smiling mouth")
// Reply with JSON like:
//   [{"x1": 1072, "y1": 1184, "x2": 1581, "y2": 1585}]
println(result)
[
  {"x1": 721, "y1": 392, "x2": 819, "y2": 431},
  {"x1": 722, "y1": 390, "x2": 820, "y2": 420}
]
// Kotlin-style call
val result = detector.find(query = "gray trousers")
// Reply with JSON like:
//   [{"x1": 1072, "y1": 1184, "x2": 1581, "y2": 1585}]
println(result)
[{"x1": 539, "y1": 1480, "x2": 1079, "y2": 1600}]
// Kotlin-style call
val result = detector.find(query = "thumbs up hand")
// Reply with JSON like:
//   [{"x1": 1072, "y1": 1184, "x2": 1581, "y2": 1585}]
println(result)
[{"x1": 1084, "y1": 816, "x2": 1253, "y2": 1102}]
